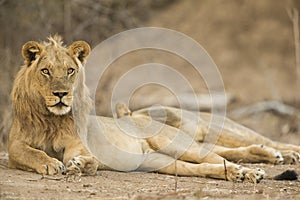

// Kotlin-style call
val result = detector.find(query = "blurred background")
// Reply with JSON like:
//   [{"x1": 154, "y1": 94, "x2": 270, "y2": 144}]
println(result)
[{"x1": 1, "y1": 0, "x2": 300, "y2": 151}]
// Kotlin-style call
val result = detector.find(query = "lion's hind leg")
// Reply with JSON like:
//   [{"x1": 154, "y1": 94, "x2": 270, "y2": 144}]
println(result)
[
  {"x1": 212, "y1": 144, "x2": 285, "y2": 164},
  {"x1": 138, "y1": 152, "x2": 264, "y2": 183},
  {"x1": 147, "y1": 130, "x2": 264, "y2": 183},
  {"x1": 145, "y1": 134, "x2": 265, "y2": 183},
  {"x1": 212, "y1": 145, "x2": 300, "y2": 164}
]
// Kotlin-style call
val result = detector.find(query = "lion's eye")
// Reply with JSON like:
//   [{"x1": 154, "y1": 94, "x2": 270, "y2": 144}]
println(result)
[
  {"x1": 41, "y1": 68, "x2": 50, "y2": 75},
  {"x1": 67, "y1": 68, "x2": 75, "y2": 75}
]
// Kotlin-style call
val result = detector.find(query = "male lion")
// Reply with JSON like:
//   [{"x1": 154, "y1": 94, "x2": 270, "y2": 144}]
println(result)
[
  {"x1": 8, "y1": 36, "x2": 99, "y2": 175},
  {"x1": 9, "y1": 36, "x2": 299, "y2": 184}
]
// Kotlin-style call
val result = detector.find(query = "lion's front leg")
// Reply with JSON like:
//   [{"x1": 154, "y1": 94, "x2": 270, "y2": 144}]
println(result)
[
  {"x1": 8, "y1": 141, "x2": 66, "y2": 175},
  {"x1": 61, "y1": 139, "x2": 98, "y2": 176}
]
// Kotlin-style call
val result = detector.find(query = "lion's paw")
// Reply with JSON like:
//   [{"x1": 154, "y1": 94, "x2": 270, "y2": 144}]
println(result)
[
  {"x1": 271, "y1": 150, "x2": 285, "y2": 165},
  {"x1": 40, "y1": 158, "x2": 66, "y2": 175},
  {"x1": 248, "y1": 144, "x2": 284, "y2": 164},
  {"x1": 281, "y1": 151, "x2": 300, "y2": 164},
  {"x1": 66, "y1": 157, "x2": 82, "y2": 176},
  {"x1": 225, "y1": 165, "x2": 246, "y2": 182},
  {"x1": 226, "y1": 165, "x2": 265, "y2": 183},
  {"x1": 244, "y1": 168, "x2": 265, "y2": 184},
  {"x1": 66, "y1": 156, "x2": 98, "y2": 176}
]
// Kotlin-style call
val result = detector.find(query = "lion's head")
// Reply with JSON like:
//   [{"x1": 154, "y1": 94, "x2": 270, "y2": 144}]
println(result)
[{"x1": 14, "y1": 35, "x2": 90, "y2": 116}]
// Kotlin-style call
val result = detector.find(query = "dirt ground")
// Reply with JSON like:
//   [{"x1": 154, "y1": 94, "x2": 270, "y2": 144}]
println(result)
[
  {"x1": 1, "y1": 152, "x2": 299, "y2": 200},
  {"x1": 1, "y1": 0, "x2": 300, "y2": 199}
]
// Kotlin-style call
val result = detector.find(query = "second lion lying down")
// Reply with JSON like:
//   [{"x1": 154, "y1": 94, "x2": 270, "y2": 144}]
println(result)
[{"x1": 8, "y1": 36, "x2": 300, "y2": 184}]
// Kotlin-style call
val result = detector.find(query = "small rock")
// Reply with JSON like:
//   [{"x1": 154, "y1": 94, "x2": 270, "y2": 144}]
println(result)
[{"x1": 83, "y1": 183, "x2": 92, "y2": 187}]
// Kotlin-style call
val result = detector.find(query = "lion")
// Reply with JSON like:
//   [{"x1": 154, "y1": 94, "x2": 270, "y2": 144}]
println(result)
[
  {"x1": 8, "y1": 36, "x2": 299, "y2": 184},
  {"x1": 8, "y1": 36, "x2": 99, "y2": 175}
]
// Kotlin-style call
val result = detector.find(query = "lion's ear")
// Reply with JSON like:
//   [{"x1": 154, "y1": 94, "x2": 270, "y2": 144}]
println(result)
[
  {"x1": 22, "y1": 41, "x2": 44, "y2": 66},
  {"x1": 68, "y1": 41, "x2": 91, "y2": 65}
]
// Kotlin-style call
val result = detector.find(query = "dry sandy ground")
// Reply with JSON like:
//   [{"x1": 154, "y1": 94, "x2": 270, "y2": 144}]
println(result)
[{"x1": 1, "y1": 152, "x2": 299, "y2": 200}]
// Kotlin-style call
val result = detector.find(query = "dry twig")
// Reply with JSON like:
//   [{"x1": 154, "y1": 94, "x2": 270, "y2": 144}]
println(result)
[
  {"x1": 223, "y1": 159, "x2": 228, "y2": 181},
  {"x1": 40, "y1": 174, "x2": 65, "y2": 181},
  {"x1": 174, "y1": 159, "x2": 178, "y2": 192}
]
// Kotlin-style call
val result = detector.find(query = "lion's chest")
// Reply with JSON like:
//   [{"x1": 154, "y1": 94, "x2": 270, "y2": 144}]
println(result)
[
  {"x1": 33, "y1": 137, "x2": 64, "y2": 162},
  {"x1": 32, "y1": 127, "x2": 73, "y2": 162}
]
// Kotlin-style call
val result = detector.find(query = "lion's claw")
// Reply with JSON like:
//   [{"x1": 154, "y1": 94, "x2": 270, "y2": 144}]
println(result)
[
  {"x1": 244, "y1": 168, "x2": 265, "y2": 184},
  {"x1": 60, "y1": 164, "x2": 67, "y2": 175},
  {"x1": 40, "y1": 158, "x2": 66, "y2": 175},
  {"x1": 66, "y1": 159, "x2": 82, "y2": 176}
]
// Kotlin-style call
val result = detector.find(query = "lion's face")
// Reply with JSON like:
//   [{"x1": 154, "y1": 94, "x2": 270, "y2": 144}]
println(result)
[
  {"x1": 21, "y1": 36, "x2": 91, "y2": 116},
  {"x1": 35, "y1": 49, "x2": 78, "y2": 115}
]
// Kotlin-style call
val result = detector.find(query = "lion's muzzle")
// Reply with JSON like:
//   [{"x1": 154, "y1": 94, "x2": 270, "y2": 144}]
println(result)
[{"x1": 46, "y1": 91, "x2": 73, "y2": 115}]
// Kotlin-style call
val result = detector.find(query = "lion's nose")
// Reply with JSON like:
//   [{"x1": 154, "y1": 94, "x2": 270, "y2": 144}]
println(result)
[{"x1": 53, "y1": 92, "x2": 68, "y2": 98}]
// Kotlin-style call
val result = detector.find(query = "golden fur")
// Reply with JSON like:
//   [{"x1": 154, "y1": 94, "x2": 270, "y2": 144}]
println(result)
[{"x1": 9, "y1": 36, "x2": 299, "y2": 183}]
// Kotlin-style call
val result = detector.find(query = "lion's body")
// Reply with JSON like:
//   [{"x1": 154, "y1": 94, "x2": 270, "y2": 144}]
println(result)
[
  {"x1": 129, "y1": 106, "x2": 300, "y2": 165},
  {"x1": 8, "y1": 36, "x2": 300, "y2": 183}
]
